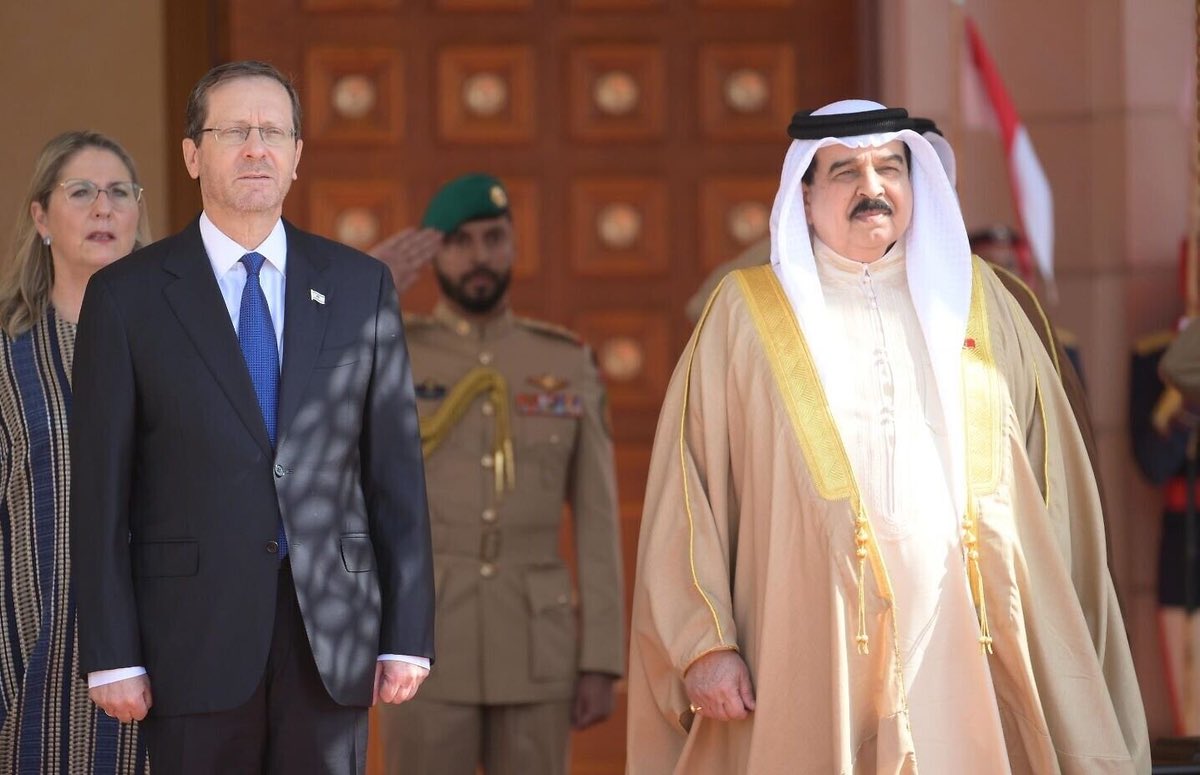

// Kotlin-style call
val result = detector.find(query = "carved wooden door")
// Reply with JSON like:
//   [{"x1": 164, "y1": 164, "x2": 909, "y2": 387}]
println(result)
[{"x1": 205, "y1": 2, "x2": 867, "y2": 771}]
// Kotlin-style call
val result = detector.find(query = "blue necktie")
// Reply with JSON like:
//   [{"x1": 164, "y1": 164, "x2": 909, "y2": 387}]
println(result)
[{"x1": 238, "y1": 252, "x2": 287, "y2": 558}]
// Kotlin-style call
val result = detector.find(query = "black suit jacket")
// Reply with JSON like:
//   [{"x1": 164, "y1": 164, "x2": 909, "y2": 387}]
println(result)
[{"x1": 69, "y1": 218, "x2": 434, "y2": 717}]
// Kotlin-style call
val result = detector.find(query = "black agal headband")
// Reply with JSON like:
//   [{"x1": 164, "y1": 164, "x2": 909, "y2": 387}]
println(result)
[{"x1": 787, "y1": 107, "x2": 943, "y2": 140}]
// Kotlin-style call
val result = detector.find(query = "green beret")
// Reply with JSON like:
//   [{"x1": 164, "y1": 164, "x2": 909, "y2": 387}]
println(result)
[{"x1": 421, "y1": 173, "x2": 510, "y2": 232}]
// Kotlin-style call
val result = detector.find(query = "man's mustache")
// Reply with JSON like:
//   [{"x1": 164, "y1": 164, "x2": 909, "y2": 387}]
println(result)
[{"x1": 851, "y1": 198, "x2": 893, "y2": 218}]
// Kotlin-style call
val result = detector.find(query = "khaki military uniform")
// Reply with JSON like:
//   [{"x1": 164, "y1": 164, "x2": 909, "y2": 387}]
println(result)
[{"x1": 381, "y1": 302, "x2": 624, "y2": 775}]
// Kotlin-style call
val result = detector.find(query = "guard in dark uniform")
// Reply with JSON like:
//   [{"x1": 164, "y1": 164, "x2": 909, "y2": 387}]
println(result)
[{"x1": 1131, "y1": 322, "x2": 1200, "y2": 733}]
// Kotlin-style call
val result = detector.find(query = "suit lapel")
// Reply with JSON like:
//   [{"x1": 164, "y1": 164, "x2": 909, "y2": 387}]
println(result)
[
  {"x1": 276, "y1": 223, "x2": 330, "y2": 446},
  {"x1": 162, "y1": 220, "x2": 274, "y2": 456}
]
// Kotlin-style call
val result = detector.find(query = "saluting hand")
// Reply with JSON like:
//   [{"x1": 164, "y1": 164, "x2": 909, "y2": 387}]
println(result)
[
  {"x1": 89, "y1": 675, "x2": 153, "y2": 724},
  {"x1": 683, "y1": 649, "x2": 756, "y2": 722},
  {"x1": 373, "y1": 660, "x2": 428, "y2": 706},
  {"x1": 366, "y1": 228, "x2": 442, "y2": 295}
]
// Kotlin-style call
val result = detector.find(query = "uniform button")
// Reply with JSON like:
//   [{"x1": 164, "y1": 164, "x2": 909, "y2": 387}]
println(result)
[
  {"x1": 266, "y1": 540, "x2": 279, "y2": 554},
  {"x1": 482, "y1": 508, "x2": 497, "y2": 523},
  {"x1": 273, "y1": 464, "x2": 286, "y2": 478},
  {"x1": 481, "y1": 455, "x2": 494, "y2": 469},
  {"x1": 455, "y1": 321, "x2": 470, "y2": 336},
  {"x1": 556, "y1": 593, "x2": 569, "y2": 605},
  {"x1": 481, "y1": 402, "x2": 495, "y2": 417},
  {"x1": 480, "y1": 562, "x2": 496, "y2": 578},
  {"x1": 478, "y1": 351, "x2": 493, "y2": 366},
  {"x1": 549, "y1": 434, "x2": 560, "y2": 445}
]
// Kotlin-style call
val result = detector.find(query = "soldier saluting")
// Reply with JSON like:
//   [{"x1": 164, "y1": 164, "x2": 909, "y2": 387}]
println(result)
[{"x1": 371, "y1": 173, "x2": 624, "y2": 775}]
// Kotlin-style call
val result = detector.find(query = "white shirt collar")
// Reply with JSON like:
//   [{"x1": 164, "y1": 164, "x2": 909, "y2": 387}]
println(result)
[{"x1": 199, "y1": 212, "x2": 288, "y2": 277}]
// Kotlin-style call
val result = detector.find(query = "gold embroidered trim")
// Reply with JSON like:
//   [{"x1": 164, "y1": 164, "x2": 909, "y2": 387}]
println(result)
[
  {"x1": 963, "y1": 257, "x2": 1003, "y2": 653},
  {"x1": 733, "y1": 266, "x2": 893, "y2": 655},
  {"x1": 729, "y1": 261, "x2": 1001, "y2": 659},
  {"x1": 679, "y1": 277, "x2": 734, "y2": 646},
  {"x1": 419, "y1": 366, "x2": 516, "y2": 497}
]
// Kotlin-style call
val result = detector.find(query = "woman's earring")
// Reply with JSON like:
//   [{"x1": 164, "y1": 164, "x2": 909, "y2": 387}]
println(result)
[{"x1": 42, "y1": 235, "x2": 51, "y2": 246}]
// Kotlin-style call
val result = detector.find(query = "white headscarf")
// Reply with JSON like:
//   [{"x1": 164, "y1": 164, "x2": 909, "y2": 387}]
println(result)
[{"x1": 768, "y1": 99, "x2": 973, "y2": 516}]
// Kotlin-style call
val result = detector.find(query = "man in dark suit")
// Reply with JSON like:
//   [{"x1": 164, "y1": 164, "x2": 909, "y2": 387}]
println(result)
[{"x1": 68, "y1": 60, "x2": 434, "y2": 774}]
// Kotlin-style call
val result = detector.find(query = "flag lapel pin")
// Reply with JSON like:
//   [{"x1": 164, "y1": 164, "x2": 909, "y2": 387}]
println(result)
[{"x1": 310, "y1": 289, "x2": 326, "y2": 305}]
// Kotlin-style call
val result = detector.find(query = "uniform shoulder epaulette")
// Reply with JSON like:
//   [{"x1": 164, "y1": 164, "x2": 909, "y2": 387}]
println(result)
[
  {"x1": 402, "y1": 312, "x2": 436, "y2": 328},
  {"x1": 1134, "y1": 329, "x2": 1174, "y2": 357},
  {"x1": 516, "y1": 317, "x2": 583, "y2": 346}
]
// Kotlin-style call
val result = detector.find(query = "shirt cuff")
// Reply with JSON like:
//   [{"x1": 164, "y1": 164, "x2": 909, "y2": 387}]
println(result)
[
  {"x1": 377, "y1": 654, "x2": 430, "y2": 671},
  {"x1": 88, "y1": 666, "x2": 148, "y2": 689}
]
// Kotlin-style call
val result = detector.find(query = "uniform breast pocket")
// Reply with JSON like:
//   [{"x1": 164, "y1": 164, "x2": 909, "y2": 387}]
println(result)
[
  {"x1": 525, "y1": 566, "x2": 577, "y2": 681},
  {"x1": 518, "y1": 415, "x2": 579, "y2": 489}
]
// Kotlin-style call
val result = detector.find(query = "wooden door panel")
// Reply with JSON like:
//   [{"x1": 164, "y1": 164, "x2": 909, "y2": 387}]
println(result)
[
  {"x1": 437, "y1": 45, "x2": 538, "y2": 143},
  {"x1": 305, "y1": 46, "x2": 406, "y2": 144},
  {"x1": 196, "y1": 3, "x2": 868, "y2": 772},
  {"x1": 700, "y1": 176, "x2": 777, "y2": 270},
  {"x1": 308, "y1": 179, "x2": 410, "y2": 250},
  {"x1": 568, "y1": 45, "x2": 666, "y2": 142}
]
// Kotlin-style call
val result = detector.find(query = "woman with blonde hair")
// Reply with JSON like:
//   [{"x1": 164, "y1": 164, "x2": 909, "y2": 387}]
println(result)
[{"x1": 0, "y1": 131, "x2": 149, "y2": 773}]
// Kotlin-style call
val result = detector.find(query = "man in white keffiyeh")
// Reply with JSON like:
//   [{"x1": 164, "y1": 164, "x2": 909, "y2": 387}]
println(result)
[{"x1": 626, "y1": 100, "x2": 1148, "y2": 774}]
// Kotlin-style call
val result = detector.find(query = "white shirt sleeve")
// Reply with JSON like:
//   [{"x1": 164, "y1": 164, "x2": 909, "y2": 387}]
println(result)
[
  {"x1": 377, "y1": 654, "x2": 430, "y2": 671},
  {"x1": 87, "y1": 666, "x2": 148, "y2": 689}
]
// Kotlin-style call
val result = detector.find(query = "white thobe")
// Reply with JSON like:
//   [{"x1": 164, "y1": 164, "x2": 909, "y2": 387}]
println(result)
[{"x1": 814, "y1": 237, "x2": 1011, "y2": 774}]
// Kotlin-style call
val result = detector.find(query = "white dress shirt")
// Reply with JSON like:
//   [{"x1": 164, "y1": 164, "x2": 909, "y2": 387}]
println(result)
[{"x1": 88, "y1": 214, "x2": 427, "y2": 689}]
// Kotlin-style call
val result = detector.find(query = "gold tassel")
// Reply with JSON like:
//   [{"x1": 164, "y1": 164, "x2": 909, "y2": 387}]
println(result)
[
  {"x1": 962, "y1": 508, "x2": 993, "y2": 654},
  {"x1": 503, "y1": 438, "x2": 516, "y2": 490},
  {"x1": 855, "y1": 510, "x2": 871, "y2": 655},
  {"x1": 494, "y1": 450, "x2": 504, "y2": 497},
  {"x1": 419, "y1": 366, "x2": 517, "y2": 500}
]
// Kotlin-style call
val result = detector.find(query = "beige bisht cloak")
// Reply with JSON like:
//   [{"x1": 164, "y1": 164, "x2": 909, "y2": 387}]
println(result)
[{"x1": 626, "y1": 260, "x2": 1149, "y2": 774}]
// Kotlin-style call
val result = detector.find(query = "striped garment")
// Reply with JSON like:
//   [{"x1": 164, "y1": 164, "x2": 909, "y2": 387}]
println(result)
[{"x1": 0, "y1": 310, "x2": 147, "y2": 774}]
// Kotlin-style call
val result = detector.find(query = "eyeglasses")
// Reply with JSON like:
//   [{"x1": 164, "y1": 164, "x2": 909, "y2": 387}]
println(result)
[
  {"x1": 198, "y1": 125, "x2": 297, "y2": 147},
  {"x1": 58, "y1": 179, "x2": 144, "y2": 210}
]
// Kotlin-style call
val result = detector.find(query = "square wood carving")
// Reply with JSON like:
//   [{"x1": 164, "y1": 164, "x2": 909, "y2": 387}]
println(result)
[
  {"x1": 570, "y1": 178, "x2": 668, "y2": 278},
  {"x1": 699, "y1": 177, "x2": 777, "y2": 270},
  {"x1": 699, "y1": 44, "x2": 796, "y2": 141},
  {"x1": 437, "y1": 46, "x2": 536, "y2": 144},
  {"x1": 573, "y1": 310, "x2": 669, "y2": 410},
  {"x1": 305, "y1": 47, "x2": 404, "y2": 144},
  {"x1": 308, "y1": 179, "x2": 408, "y2": 251},
  {"x1": 569, "y1": 45, "x2": 665, "y2": 142}
]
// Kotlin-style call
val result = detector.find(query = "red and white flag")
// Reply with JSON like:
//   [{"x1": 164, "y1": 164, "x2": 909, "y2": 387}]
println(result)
[{"x1": 961, "y1": 15, "x2": 1055, "y2": 284}]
